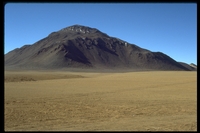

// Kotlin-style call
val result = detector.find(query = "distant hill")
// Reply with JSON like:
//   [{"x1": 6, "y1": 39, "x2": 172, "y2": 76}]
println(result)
[
  {"x1": 5, "y1": 25, "x2": 190, "y2": 71},
  {"x1": 179, "y1": 62, "x2": 197, "y2": 71},
  {"x1": 190, "y1": 63, "x2": 197, "y2": 69}
]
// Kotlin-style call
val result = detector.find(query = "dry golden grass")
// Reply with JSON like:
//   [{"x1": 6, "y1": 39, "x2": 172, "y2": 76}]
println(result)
[{"x1": 4, "y1": 71, "x2": 197, "y2": 131}]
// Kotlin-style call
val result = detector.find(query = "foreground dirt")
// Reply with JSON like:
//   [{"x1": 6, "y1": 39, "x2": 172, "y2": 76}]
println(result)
[{"x1": 4, "y1": 71, "x2": 197, "y2": 131}]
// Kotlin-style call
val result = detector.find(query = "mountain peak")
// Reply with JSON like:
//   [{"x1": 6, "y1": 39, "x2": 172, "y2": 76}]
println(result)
[{"x1": 60, "y1": 24, "x2": 100, "y2": 34}]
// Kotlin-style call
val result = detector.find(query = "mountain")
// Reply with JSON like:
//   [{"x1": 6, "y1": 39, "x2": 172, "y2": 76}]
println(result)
[
  {"x1": 5, "y1": 24, "x2": 190, "y2": 71},
  {"x1": 190, "y1": 63, "x2": 197, "y2": 69},
  {"x1": 178, "y1": 62, "x2": 197, "y2": 71}
]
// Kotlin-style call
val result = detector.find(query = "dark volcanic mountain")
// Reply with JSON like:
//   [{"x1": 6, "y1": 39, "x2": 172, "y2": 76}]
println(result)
[{"x1": 5, "y1": 25, "x2": 190, "y2": 71}]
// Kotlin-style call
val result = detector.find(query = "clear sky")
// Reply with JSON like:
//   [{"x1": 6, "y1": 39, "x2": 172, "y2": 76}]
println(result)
[{"x1": 4, "y1": 3, "x2": 197, "y2": 65}]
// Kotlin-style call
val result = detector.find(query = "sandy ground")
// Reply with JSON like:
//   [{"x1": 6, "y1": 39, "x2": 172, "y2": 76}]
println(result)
[{"x1": 4, "y1": 71, "x2": 197, "y2": 131}]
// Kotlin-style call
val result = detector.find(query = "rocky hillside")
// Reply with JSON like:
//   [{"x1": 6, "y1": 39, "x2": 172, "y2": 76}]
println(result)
[{"x1": 5, "y1": 25, "x2": 190, "y2": 71}]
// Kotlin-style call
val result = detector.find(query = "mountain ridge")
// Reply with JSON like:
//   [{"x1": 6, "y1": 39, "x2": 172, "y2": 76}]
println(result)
[{"x1": 5, "y1": 24, "x2": 193, "y2": 71}]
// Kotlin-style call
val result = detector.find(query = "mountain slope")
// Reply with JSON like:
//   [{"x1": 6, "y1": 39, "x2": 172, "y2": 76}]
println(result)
[
  {"x1": 179, "y1": 62, "x2": 197, "y2": 71},
  {"x1": 5, "y1": 25, "x2": 190, "y2": 71}
]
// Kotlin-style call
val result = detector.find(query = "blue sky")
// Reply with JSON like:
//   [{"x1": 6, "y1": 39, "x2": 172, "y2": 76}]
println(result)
[{"x1": 4, "y1": 3, "x2": 197, "y2": 64}]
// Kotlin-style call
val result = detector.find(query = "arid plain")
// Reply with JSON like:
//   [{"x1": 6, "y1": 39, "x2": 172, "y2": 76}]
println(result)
[{"x1": 4, "y1": 70, "x2": 197, "y2": 131}]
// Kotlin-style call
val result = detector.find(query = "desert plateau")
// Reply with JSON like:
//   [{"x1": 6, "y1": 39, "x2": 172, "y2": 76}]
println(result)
[
  {"x1": 4, "y1": 70, "x2": 197, "y2": 131},
  {"x1": 5, "y1": 5, "x2": 197, "y2": 131},
  {"x1": 4, "y1": 25, "x2": 197, "y2": 131}
]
